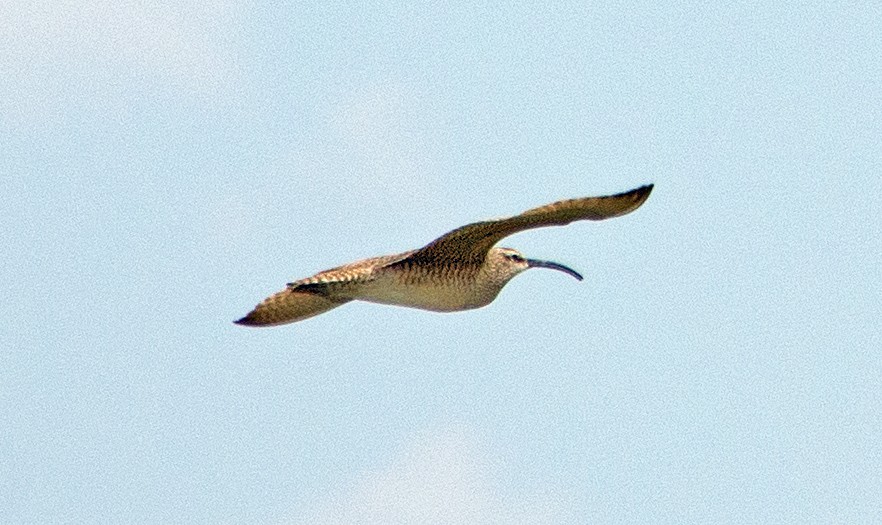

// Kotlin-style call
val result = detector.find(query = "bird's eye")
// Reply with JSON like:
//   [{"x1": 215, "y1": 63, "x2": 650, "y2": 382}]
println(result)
[{"x1": 507, "y1": 253, "x2": 525, "y2": 262}]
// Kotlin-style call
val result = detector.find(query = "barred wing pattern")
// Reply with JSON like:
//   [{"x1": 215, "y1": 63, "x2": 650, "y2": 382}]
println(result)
[
  {"x1": 235, "y1": 253, "x2": 412, "y2": 326},
  {"x1": 401, "y1": 184, "x2": 653, "y2": 265}
]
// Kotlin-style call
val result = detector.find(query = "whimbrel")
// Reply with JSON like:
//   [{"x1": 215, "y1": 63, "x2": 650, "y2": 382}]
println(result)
[{"x1": 236, "y1": 184, "x2": 653, "y2": 326}]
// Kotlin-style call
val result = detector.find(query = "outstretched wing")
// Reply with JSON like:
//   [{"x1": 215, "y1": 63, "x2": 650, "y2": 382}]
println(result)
[
  {"x1": 399, "y1": 184, "x2": 653, "y2": 265},
  {"x1": 234, "y1": 288, "x2": 351, "y2": 327},
  {"x1": 234, "y1": 252, "x2": 413, "y2": 327}
]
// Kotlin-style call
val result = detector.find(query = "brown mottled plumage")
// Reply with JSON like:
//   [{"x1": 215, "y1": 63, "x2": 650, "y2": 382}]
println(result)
[{"x1": 236, "y1": 184, "x2": 653, "y2": 327}]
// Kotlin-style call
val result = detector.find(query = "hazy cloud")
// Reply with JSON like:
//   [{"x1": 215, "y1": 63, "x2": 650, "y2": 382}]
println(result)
[
  {"x1": 326, "y1": 80, "x2": 446, "y2": 207},
  {"x1": 0, "y1": 0, "x2": 245, "y2": 123},
  {"x1": 297, "y1": 425, "x2": 567, "y2": 525}
]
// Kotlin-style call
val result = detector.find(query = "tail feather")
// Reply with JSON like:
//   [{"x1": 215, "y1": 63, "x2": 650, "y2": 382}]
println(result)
[{"x1": 235, "y1": 287, "x2": 350, "y2": 327}]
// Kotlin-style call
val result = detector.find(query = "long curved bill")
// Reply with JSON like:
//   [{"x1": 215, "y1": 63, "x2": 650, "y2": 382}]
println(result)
[{"x1": 526, "y1": 258, "x2": 583, "y2": 281}]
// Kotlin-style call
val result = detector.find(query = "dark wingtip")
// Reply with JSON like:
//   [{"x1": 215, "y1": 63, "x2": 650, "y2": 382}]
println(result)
[
  {"x1": 631, "y1": 183, "x2": 654, "y2": 198},
  {"x1": 616, "y1": 183, "x2": 654, "y2": 214},
  {"x1": 234, "y1": 314, "x2": 259, "y2": 326}
]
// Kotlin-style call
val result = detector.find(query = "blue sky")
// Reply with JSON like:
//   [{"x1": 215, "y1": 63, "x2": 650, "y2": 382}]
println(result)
[{"x1": 2, "y1": 2, "x2": 880, "y2": 523}]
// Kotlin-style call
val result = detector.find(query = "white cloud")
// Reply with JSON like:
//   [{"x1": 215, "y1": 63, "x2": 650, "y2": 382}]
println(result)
[
  {"x1": 262, "y1": 79, "x2": 450, "y2": 243},
  {"x1": 327, "y1": 80, "x2": 446, "y2": 206},
  {"x1": 0, "y1": 0, "x2": 245, "y2": 124},
  {"x1": 296, "y1": 425, "x2": 568, "y2": 525}
]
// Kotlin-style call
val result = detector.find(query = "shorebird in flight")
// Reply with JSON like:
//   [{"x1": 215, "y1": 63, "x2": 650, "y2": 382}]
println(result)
[{"x1": 236, "y1": 184, "x2": 653, "y2": 326}]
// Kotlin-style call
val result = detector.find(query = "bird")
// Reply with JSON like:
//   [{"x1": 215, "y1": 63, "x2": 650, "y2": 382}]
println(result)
[{"x1": 235, "y1": 184, "x2": 653, "y2": 327}]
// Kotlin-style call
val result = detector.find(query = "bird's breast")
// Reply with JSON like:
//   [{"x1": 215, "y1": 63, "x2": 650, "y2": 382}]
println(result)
[{"x1": 352, "y1": 268, "x2": 501, "y2": 312}]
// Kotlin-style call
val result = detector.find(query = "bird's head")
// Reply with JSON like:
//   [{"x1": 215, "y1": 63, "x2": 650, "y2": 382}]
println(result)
[{"x1": 488, "y1": 247, "x2": 583, "y2": 284}]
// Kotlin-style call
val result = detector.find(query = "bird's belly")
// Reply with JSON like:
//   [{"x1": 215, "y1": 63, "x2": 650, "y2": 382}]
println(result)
[{"x1": 354, "y1": 277, "x2": 494, "y2": 312}]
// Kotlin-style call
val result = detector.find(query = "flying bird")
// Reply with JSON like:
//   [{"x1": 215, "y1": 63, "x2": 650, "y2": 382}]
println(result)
[{"x1": 236, "y1": 184, "x2": 653, "y2": 327}]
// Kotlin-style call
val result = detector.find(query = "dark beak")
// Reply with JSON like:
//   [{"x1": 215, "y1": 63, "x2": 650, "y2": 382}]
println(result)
[{"x1": 526, "y1": 258, "x2": 583, "y2": 281}]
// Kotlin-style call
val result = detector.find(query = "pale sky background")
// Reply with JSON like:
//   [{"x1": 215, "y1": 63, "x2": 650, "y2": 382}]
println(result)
[{"x1": 2, "y1": 2, "x2": 881, "y2": 523}]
